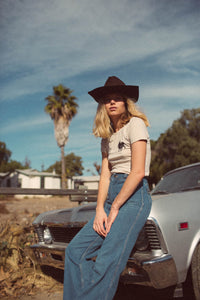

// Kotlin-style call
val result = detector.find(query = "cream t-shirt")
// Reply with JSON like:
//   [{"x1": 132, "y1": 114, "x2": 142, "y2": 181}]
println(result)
[{"x1": 101, "y1": 117, "x2": 151, "y2": 176}]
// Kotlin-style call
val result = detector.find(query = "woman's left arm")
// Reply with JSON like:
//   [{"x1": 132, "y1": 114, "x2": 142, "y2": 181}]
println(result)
[{"x1": 106, "y1": 140, "x2": 147, "y2": 234}]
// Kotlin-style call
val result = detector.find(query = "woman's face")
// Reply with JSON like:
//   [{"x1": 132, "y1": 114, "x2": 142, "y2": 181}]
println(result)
[{"x1": 104, "y1": 94, "x2": 126, "y2": 118}]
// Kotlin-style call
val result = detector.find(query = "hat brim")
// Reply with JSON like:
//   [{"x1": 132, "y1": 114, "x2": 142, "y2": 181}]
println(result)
[{"x1": 88, "y1": 85, "x2": 139, "y2": 103}]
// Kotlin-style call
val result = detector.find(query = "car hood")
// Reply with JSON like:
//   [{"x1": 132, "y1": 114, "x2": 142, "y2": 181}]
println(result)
[
  {"x1": 32, "y1": 195, "x2": 170, "y2": 226},
  {"x1": 32, "y1": 203, "x2": 97, "y2": 226}
]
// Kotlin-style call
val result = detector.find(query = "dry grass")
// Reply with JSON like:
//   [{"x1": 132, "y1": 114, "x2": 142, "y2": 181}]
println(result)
[
  {"x1": 0, "y1": 219, "x2": 63, "y2": 299},
  {"x1": 0, "y1": 196, "x2": 76, "y2": 298}
]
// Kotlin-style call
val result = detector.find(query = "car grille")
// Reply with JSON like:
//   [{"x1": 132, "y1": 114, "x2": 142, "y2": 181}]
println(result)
[
  {"x1": 37, "y1": 222, "x2": 162, "y2": 251},
  {"x1": 48, "y1": 223, "x2": 162, "y2": 250},
  {"x1": 145, "y1": 223, "x2": 161, "y2": 250},
  {"x1": 49, "y1": 226, "x2": 82, "y2": 243}
]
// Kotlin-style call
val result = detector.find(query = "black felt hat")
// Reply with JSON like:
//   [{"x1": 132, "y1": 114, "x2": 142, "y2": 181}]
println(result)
[{"x1": 88, "y1": 76, "x2": 139, "y2": 103}]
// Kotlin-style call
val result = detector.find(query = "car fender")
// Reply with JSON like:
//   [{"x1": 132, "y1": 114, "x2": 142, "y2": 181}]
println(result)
[
  {"x1": 187, "y1": 228, "x2": 200, "y2": 270},
  {"x1": 150, "y1": 191, "x2": 200, "y2": 284}
]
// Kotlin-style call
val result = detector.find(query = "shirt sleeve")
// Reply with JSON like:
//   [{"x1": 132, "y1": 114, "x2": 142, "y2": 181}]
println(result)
[
  {"x1": 128, "y1": 117, "x2": 149, "y2": 144},
  {"x1": 101, "y1": 138, "x2": 108, "y2": 154}
]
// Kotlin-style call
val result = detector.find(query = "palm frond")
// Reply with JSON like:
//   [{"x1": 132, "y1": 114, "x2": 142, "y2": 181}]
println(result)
[{"x1": 44, "y1": 84, "x2": 78, "y2": 121}]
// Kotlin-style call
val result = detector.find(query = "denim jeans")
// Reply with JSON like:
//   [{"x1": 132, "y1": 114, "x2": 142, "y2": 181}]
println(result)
[{"x1": 63, "y1": 174, "x2": 152, "y2": 300}]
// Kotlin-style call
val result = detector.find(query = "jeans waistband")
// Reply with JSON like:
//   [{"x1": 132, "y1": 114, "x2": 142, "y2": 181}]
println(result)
[
  {"x1": 111, "y1": 173, "x2": 149, "y2": 179},
  {"x1": 111, "y1": 173, "x2": 128, "y2": 179}
]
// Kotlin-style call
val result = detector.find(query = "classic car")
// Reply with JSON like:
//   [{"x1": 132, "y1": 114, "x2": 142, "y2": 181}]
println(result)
[{"x1": 30, "y1": 162, "x2": 200, "y2": 300}]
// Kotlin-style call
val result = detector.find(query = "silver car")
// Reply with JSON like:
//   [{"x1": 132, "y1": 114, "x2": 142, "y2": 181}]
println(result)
[{"x1": 30, "y1": 162, "x2": 200, "y2": 300}]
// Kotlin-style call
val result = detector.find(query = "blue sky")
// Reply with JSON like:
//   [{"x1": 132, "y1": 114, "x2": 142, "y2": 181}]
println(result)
[{"x1": 0, "y1": 0, "x2": 200, "y2": 175}]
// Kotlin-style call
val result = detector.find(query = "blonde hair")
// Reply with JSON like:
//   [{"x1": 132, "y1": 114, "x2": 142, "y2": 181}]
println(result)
[{"x1": 93, "y1": 98, "x2": 150, "y2": 138}]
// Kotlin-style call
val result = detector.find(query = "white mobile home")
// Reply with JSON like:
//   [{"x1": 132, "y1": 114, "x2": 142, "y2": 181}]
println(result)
[{"x1": 0, "y1": 169, "x2": 61, "y2": 189}]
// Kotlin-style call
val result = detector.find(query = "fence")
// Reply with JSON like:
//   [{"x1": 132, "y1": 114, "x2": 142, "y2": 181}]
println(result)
[{"x1": 0, "y1": 188, "x2": 98, "y2": 204}]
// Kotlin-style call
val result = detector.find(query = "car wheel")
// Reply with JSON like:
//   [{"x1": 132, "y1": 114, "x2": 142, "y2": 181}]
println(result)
[{"x1": 183, "y1": 243, "x2": 200, "y2": 300}]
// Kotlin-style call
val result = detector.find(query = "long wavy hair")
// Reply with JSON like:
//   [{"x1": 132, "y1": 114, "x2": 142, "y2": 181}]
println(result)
[{"x1": 93, "y1": 98, "x2": 150, "y2": 138}]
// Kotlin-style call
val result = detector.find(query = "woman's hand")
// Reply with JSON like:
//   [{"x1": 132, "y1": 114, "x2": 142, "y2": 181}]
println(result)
[
  {"x1": 106, "y1": 205, "x2": 119, "y2": 234},
  {"x1": 93, "y1": 208, "x2": 108, "y2": 237}
]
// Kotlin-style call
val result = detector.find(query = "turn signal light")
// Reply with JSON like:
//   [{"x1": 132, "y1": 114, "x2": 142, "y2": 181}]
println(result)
[{"x1": 178, "y1": 222, "x2": 189, "y2": 231}]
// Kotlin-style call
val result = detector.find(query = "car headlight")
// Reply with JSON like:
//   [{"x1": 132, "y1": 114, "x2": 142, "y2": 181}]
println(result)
[{"x1": 43, "y1": 227, "x2": 53, "y2": 244}]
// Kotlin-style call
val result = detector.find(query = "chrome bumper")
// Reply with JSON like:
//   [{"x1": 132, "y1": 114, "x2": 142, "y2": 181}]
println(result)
[
  {"x1": 30, "y1": 243, "x2": 178, "y2": 289},
  {"x1": 121, "y1": 254, "x2": 178, "y2": 289},
  {"x1": 30, "y1": 243, "x2": 66, "y2": 270}
]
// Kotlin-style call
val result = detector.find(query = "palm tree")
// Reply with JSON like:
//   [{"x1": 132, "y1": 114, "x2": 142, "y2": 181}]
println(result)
[{"x1": 45, "y1": 84, "x2": 78, "y2": 188}]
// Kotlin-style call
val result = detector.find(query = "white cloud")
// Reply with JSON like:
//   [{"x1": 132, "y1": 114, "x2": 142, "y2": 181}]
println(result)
[
  {"x1": 1, "y1": 0, "x2": 200, "y2": 101},
  {"x1": 142, "y1": 84, "x2": 200, "y2": 100},
  {"x1": 2, "y1": 114, "x2": 51, "y2": 133}
]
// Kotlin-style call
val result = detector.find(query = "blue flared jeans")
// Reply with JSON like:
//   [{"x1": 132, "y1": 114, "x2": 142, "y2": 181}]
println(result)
[{"x1": 63, "y1": 174, "x2": 152, "y2": 300}]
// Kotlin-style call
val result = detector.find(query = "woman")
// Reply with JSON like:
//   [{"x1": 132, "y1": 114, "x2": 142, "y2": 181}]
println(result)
[{"x1": 63, "y1": 76, "x2": 152, "y2": 300}]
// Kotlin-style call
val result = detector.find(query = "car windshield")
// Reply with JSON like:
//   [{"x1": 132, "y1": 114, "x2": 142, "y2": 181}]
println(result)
[{"x1": 152, "y1": 164, "x2": 200, "y2": 194}]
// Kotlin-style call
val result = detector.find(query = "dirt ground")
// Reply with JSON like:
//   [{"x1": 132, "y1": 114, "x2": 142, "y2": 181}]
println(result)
[
  {"x1": 0, "y1": 196, "x2": 184, "y2": 300},
  {"x1": 0, "y1": 195, "x2": 78, "y2": 224}
]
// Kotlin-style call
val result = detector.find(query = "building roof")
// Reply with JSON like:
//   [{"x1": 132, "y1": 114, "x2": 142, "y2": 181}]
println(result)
[
  {"x1": 16, "y1": 169, "x2": 60, "y2": 178},
  {"x1": 72, "y1": 175, "x2": 100, "y2": 182},
  {"x1": 0, "y1": 172, "x2": 10, "y2": 178}
]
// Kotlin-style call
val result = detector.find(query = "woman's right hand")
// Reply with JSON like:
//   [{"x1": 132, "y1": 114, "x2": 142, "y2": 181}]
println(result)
[{"x1": 93, "y1": 208, "x2": 108, "y2": 237}]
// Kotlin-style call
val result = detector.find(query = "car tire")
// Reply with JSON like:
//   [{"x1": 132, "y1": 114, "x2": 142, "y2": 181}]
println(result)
[{"x1": 183, "y1": 243, "x2": 200, "y2": 300}]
